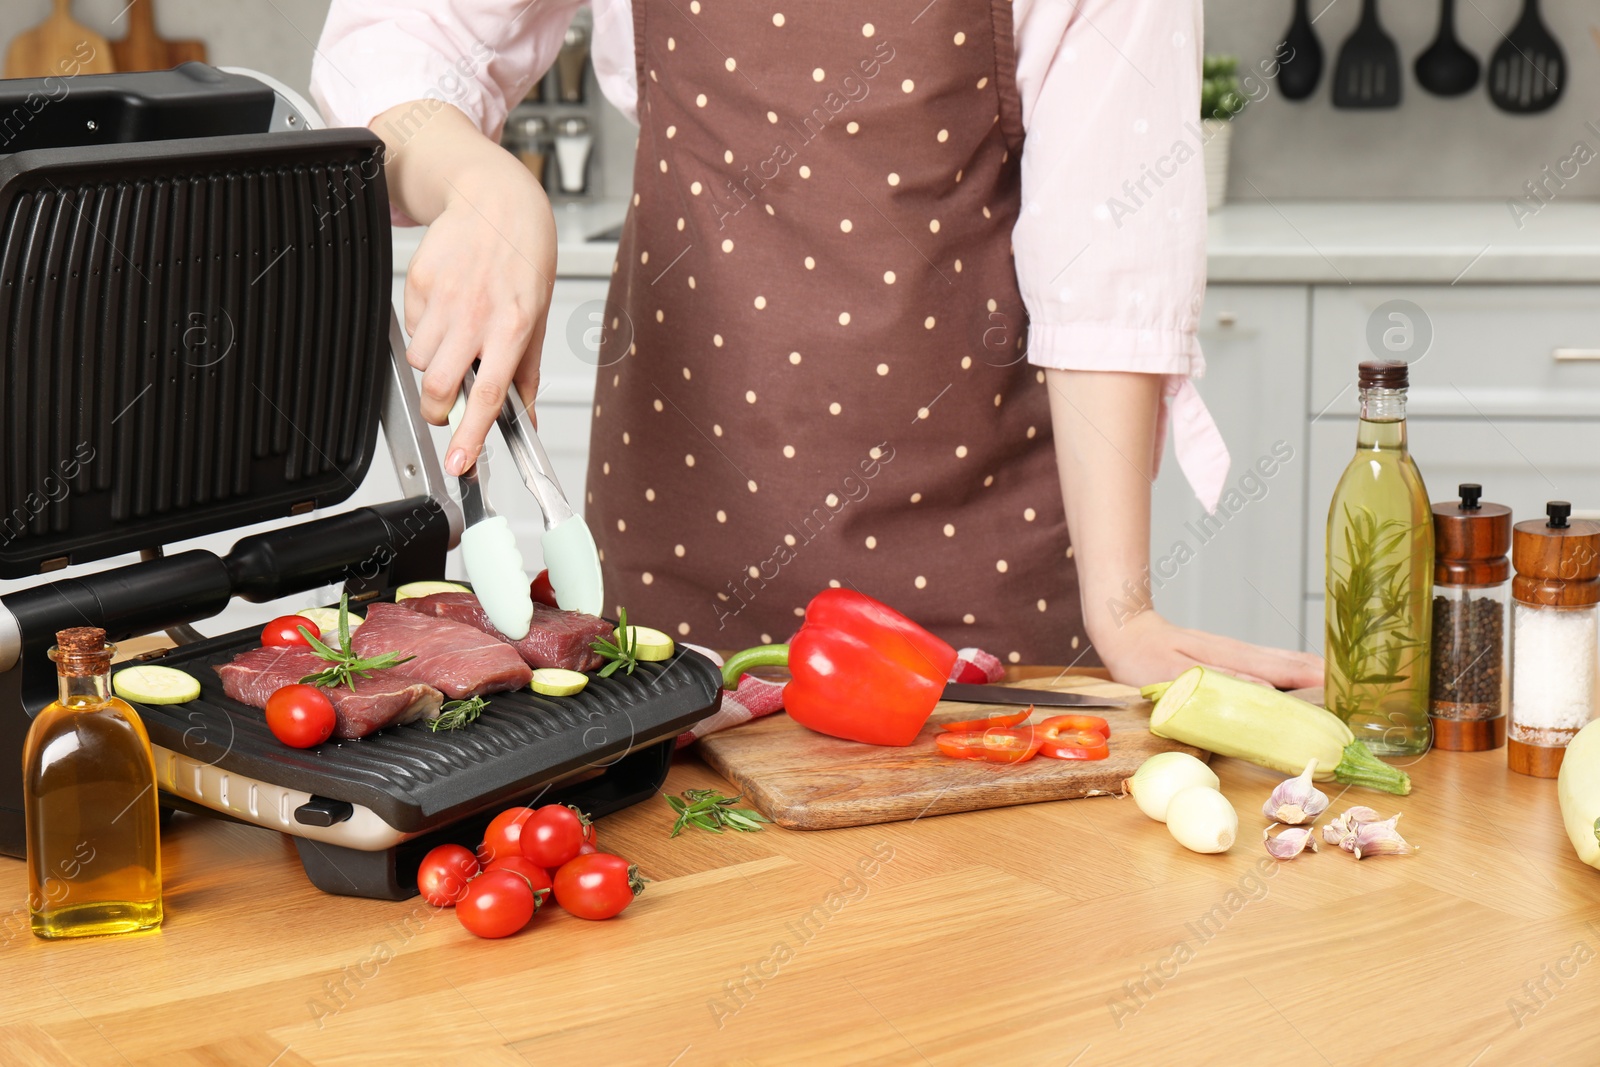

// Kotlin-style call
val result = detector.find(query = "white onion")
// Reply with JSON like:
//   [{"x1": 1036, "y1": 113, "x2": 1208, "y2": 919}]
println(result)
[
  {"x1": 1166, "y1": 786, "x2": 1238, "y2": 854},
  {"x1": 1127, "y1": 751, "x2": 1220, "y2": 822}
]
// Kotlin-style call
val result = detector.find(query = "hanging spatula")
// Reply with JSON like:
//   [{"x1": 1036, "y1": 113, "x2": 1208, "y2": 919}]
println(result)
[
  {"x1": 1488, "y1": 0, "x2": 1564, "y2": 114},
  {"x1": 1415, "y1": 0, "x2": 1480, "y2": 97},
  {"x1": 1332, "y1": 0, "x2": 1401, "y2": 109},
  {"x1": 1276, "y1": 0, "x2": 1324, "y2": 101}
]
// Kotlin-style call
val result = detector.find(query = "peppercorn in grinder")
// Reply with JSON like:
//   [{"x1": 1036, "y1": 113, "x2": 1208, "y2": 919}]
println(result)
[
  {"x1": 1508, "y1": 502, "x2": 1600, "y2": 778},
  {"x1": 1429, "y1": 484, "x2": 1512, "y2": 751}
]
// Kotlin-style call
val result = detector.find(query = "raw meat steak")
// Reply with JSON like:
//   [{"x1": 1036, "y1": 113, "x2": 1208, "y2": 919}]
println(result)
[
  {"x1": 351, "y1": 602, "x2": 532, "y2": 699},
  {"x1": 214, "y1": 645, "x2": 443, "y2": 739},
  {"x1": 402, "y1": 592, "x2": 611, "y2": 672}
]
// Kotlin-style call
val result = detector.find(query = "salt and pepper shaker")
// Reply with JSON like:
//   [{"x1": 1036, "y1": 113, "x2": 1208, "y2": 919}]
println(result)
[
  {"x1": 556, "y1": 22, "x2": 591, "y2": 104},
  {"x1": 1508, "y1": 501, "x2": 1600, "y2": 777},
  {"x1": 506, "y1": 113, "x2": 551, "y2": 187},
  {"x1": 554, "y1": 116, "x2": 594, "y2": 196},
  {"x1": 1429, "y1": 484, "x2": 1513, "y2": 751}
]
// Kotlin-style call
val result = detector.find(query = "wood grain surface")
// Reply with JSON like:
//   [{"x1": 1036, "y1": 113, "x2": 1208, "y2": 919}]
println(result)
[
  {"x1": 110, "y1": 0, "x2": 207, "y2": 74},
  {"x1": 3, "y1": 0, "x2": 115, "y2": 80},
  {"x1": 698, "y1": 675, "x2": 1208, "y2": 829},
  {"x1": 4, "y1": 664, "x2": 1600, "y2": 1065}
]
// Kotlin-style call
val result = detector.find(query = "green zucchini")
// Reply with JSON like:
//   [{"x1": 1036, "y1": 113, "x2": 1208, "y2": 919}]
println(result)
[{"x1": 1148, "y1": 666, "x2": 1410, "y2": 795}]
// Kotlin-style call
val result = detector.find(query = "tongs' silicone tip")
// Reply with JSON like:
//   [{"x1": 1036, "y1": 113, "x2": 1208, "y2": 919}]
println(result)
[
  {"x1": 461, "y1": 515, "x2": 533, "y2": 639},
  {"x1": 542, "y1": 516, "x2": 605, "y2": 618}
]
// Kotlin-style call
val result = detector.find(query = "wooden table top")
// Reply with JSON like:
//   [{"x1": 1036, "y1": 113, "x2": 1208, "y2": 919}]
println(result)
[{"x1": 4, "y1": 663, "x2": 1600, "y2": 1066}]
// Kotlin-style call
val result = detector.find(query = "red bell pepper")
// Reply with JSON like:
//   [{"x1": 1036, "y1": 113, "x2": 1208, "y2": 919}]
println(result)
[{"x1": 720, "y1": 589, "x2": 957, "y2": 746}]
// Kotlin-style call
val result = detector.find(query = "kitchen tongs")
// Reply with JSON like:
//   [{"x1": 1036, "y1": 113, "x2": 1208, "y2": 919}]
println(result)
[{"x1": 487, "y1": 375, "x2": 606, "y2": 618}]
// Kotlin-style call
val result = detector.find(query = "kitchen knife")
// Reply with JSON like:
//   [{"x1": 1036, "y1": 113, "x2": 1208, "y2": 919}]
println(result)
[
  {"x1": 940, "y1": 683, "x2": 1138, "y2": 708},
  {"x1": 486, "y1": 372, "x2": 606, "y2": 618}
]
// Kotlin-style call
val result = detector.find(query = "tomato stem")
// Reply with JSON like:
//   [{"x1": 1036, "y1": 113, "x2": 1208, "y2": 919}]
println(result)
[{"x1": 720, "y1": 644, "x2": 790, "y2": 689}]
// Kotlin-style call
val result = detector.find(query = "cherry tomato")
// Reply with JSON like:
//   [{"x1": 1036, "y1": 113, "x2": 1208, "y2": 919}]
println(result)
[
  {"x1": 1038, "y1": 713, "x2": 1112, "y2": 739},
  {"x1": 520, "y1": 804, "x2": 591, "y2": 868},
  {"x1": 1038, "y1": 725, "x2": 1110, "y2": 761},
  {"x1": 485, "y1": 854, "x2": 553, "y2": 899},
  {"x1": 262, "y1": 615, "x2": 318, "y2": 649},
  {"x1": 478, "y1": 806, "x2": 536, "y2": 866},
  {"x1": 530, "y1": 570, "x2": 559, "y2": 608},
  {"x1": 457, "y1": 869, "x2": 536, "y2": 938},
  {"x1": 264, "y1": 684, "x2": 337, "y2": 748},
  {"x1": 934, "y1": 726, "x2": 1043, "y2": 764},
  {"x1": 553, "y1": 853, "x2": 645, "y2": 920},
  {"x1": 938, "y1": 708, "x2": 1032, "y2": 732},
  {"x1": 417, "y1": 844, "x2": 480, "y2": 907}
]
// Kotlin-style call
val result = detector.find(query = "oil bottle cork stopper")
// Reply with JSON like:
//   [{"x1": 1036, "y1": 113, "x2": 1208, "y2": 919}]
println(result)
[{"x1": 56, "y1": 627, "x2": 108, "y2": 655}]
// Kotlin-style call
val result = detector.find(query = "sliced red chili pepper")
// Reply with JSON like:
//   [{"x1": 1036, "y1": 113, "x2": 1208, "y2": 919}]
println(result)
[
  {"x1": 1038, "y1": 713, "x2": 1111, "y2": 739},
  {"x1": 934, "y1": 727, "x2": 1043, "y2": 764},
  {"x1": 1038, "y1": 725, "x2": 1110, "y2": 761},
  {"x1": 938, "y1": 708, "x2": 1032, "y2": 732}
]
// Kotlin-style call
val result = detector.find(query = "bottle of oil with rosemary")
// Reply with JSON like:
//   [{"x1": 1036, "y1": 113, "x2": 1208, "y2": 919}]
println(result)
[{"x1": 1325, "y1": 360, "x2": 1434, "y2": 755}]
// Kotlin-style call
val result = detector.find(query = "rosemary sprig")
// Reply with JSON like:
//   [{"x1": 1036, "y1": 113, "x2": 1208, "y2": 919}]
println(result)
[
  {"x1": 430, "y1": 695, "x2": 489, "y2": 732},
  {"x1": 664, "y1": 789, "x2": 771, "y2": 837},
  {"x1": 297, "y1": 593, "x2": 415, "y2": 690},
  {"x1": 591, "y1": 606, "x2": 639, "y2": 678}
]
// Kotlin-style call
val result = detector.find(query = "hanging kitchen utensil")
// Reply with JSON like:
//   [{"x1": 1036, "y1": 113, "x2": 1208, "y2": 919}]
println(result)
[
  {"x1": 112, "y1": 0, "x2": 208, "y2": 73},
  {"x1": 1487, "y1": 0, "x2": 1564, "y2": 114},
  {"x1": 3, "y1": 0, "x2": 115, "y2": 79},
  {"x1": 1332, "y1": 0, "x2": 1401, "y2": 109},
  {"x1": 1414, "y1": 0, "x2": 1480, "y2": 96},
  {"x1": 1276, "y1": 0, "x2": 1324, "y2": 101}
]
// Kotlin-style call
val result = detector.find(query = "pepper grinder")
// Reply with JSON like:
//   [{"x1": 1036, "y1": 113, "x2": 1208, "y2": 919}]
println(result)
[
  {"x1": 1429, "y1": 483, "x2": 1512, "y2": 751},
  {"x1": 556, "y1": 21, "x2": 591, "y2": 103},
  {"x1": 1508, "y1": 501, "x2": 1600, "y2": 777}
]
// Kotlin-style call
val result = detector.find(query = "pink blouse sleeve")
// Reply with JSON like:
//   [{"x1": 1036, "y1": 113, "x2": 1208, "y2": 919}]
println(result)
[
  {"x1": 1013, "y1": 0, "x2": 1228, "y2": 509},
  {"x1": 310, "y1": 0, "x2": 584, "y2": 144}
]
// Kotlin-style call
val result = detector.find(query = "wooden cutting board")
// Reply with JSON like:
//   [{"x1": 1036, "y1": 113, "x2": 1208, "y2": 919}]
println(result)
[
  {"x1": 696, "y1": 674, "x2": 1209, "y2": 830},
  {"x1": 111, "y1": 0, "x2": 207, "y2": 73},
  {"x1": 4, "y1": 0, "x2": 115, "y2": 79}
]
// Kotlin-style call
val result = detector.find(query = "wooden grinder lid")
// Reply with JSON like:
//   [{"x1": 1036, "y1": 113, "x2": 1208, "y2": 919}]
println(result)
[
  {"x1": 1433, "y1": 483, "x2": 1511, "y2": 585},
  {"x1": 1512, "y1": 502, "x2": 1600, "y2": 607}
]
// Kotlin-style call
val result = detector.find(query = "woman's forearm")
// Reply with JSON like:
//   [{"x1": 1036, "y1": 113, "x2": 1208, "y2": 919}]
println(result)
[
  {"x1": 370, "y1": 101, "x2": 541, "y2": 227},
  {"x1": 1045, "y1": 369, "x2": 1162, "y2": 648}
]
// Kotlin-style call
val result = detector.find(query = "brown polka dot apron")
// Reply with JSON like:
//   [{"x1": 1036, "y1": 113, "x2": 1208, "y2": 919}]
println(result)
[{"x1": 584, "y1": 0, "x2": 1090, "y2": 665}]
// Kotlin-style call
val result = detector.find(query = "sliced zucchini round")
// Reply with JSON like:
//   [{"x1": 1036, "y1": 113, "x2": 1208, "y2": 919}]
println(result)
[
  {"x1": 113, "y1": 665, "x2": 201, "y2": 705},
  {"x1": 623, "y1": 625, "x2": 675, "y2": 662},
  {"x1": 394, "y1": 580, "x2": 472, "y2": 601},
  {"x1": 297, "y1": 607, "x2": 363, "y2": 635},
  {"x1": 530, "y1": 668, "x2": 589, "y2": 697}
]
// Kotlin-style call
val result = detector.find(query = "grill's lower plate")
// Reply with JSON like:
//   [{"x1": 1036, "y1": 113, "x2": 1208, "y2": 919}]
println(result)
[{"x1": 128, "y1": 610, "x2": 722, "y2": 836}]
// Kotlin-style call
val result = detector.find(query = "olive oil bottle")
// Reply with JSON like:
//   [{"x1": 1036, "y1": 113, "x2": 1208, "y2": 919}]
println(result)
[
  {"x1": 23, "y1": 627, "x2": 163, "y2": 938},
  {"x1": 1325, "y1": 360, "x2": 1434, "y2": 755}
]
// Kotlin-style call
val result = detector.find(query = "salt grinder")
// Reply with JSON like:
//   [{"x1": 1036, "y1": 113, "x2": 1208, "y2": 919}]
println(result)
[
  {"x1": 1508, "y1": 501, "x2": 1600, "y2": 777},
  {"x1": 1429, "y1": 483, "x2": 1512, "y2": 751}
]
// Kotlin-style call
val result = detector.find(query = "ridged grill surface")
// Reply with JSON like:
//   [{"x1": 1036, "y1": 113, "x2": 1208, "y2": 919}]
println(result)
[
  {"x1": 128, "y1": 621, "x2": 723, "y2": 832},
  {"x1": 0, "y1": 131, "x2": 390, "y2": 576}
]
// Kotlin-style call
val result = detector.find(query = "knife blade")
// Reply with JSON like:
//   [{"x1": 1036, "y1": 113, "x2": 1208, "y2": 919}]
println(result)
[{"x1": 940, "y1": 682, "x2": 1137, "y2": 708}]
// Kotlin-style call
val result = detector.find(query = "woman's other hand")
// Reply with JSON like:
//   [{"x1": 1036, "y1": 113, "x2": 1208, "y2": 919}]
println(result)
[{"x1": 1092, "y1": 610, "x2": 1324, "y2": 690}]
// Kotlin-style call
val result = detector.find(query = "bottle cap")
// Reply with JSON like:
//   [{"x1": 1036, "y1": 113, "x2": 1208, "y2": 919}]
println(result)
[
  {"x1": 49, "y1": 627, "x2": 113, "y2": 678},
  {"x1": 1512, "y1": 500, "x2": 1600, "y2": 605},
  {"x1": 1358, "y1": 360, "x2": 1408, "y2": 389},
  {"x1": 1432, "y1": 483, "x2": 1511, "y2": 585}
]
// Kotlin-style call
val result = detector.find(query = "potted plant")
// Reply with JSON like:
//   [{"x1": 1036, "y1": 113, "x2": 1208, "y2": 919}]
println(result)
[{"x1": 1201, "y1": 56, "x2": 1247, "y2": 212}]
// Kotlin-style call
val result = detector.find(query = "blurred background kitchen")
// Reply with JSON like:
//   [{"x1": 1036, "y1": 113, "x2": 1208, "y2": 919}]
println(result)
[{"x1": 4, "y1": 0, "x2": 1599, "y2": 653}]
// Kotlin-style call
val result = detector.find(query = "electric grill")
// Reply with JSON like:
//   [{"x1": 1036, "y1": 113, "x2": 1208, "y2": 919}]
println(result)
[{"x1": 0, "y1": 65, "x2": 721, "y2": 899}]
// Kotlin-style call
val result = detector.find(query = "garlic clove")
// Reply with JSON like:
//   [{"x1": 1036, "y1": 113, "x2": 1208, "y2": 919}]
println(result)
[
  {"x1": 1322, "y1": 806, "x2": 1389, "y2": 852},
  {"x1": 1261, "y1": 760, "x2": 1331, "y2": 825},
  {"x1": 1343, "y1": 805, "x2": 1383, "y2": 825},
  {"x1": 1352, "y1": 814, "x2": 1418, "y2": 859},
  {"x1": 1264, "y1": 824, "x2": 1319, "y2": 860}
]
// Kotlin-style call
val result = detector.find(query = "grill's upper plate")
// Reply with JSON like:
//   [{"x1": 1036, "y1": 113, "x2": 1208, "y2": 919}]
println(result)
[{"x1": 126, "y1": 615, "x2": 722, "y2": 833}]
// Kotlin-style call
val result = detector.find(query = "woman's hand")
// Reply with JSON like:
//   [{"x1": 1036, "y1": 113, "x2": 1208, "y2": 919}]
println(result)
[
  {"x1": 372, "y1": 103, "x2": 557, "y2": 474},
  {"x1": 1091, "y1": 610, "x2": 1324, "y2": 690}
]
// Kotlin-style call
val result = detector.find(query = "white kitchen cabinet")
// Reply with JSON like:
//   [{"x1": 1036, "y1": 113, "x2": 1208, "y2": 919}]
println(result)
[{"x1": 1148, "y1": 285, "x2": 1311, "y2": 651}]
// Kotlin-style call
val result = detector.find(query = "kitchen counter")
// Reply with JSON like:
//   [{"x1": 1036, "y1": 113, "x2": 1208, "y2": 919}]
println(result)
[
  {"x1": 1208, "y1": 200, "x2": 1600, "y2": 285},
  {"x1": 392, "y1": 198, "x2": 628, "y2": 280},
  {"x1": 395, "y1": 199, "x2": 1600, "y2": 285},
  {"x1": 4, "y1": 666, "x2": 1599, "y2": 1065}
]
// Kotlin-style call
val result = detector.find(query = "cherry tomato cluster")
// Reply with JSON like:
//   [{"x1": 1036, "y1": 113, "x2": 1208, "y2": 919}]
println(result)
[
  {"x1": 416, "y1": 803, "x2": 646, "y2": 939},
  {"x1": 934, "y1": 709, "x2": 1112, "y2": 765}
]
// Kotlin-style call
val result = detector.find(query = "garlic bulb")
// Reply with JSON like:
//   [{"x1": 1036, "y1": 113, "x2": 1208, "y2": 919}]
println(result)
[{"x1": 1262, "y1": 760, "x2": 1330, "y2": 826}]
